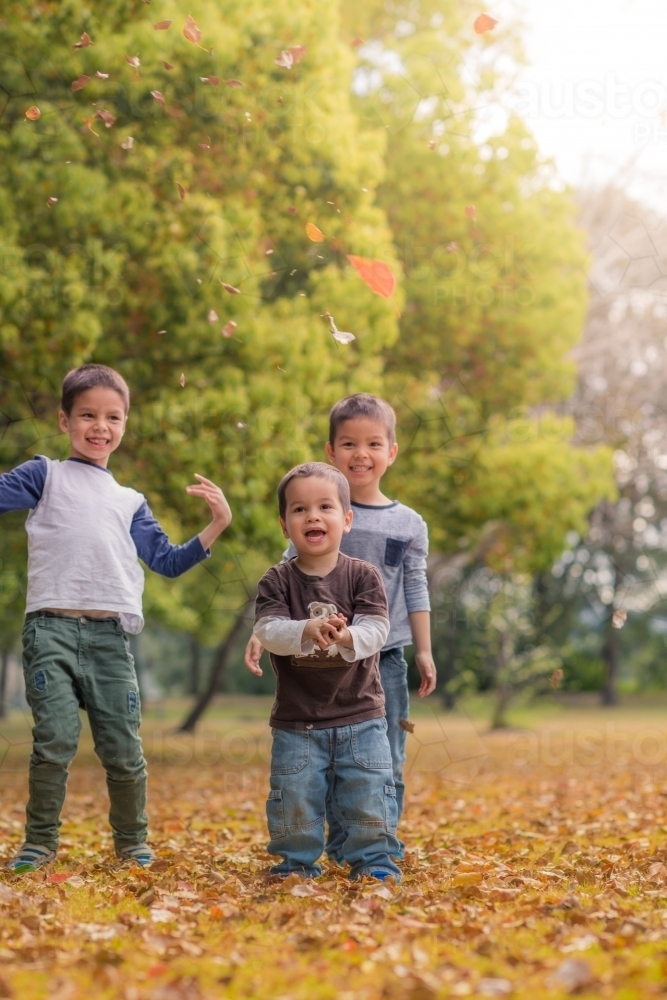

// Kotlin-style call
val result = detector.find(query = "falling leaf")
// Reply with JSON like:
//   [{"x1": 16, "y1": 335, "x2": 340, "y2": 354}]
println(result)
[
  {"x1": 153, "y1": 19, "x2": 172, "y2": 29},
  {"x1": 150, "y1": 90, "x2": 165, "y2": 107},
  {"x1": 446, "y1": 242, "x2": 458, "y2": 253},
  {"x1": 125, "y1": 55, "x2": 140, "y2": 68},
  {"x1": 182, "y1": 14, "x2": 202, "y2": 44},
  {"x1": 94, "y1": 109, "x2": 116, "y2": 128},
  {"x1": 95, "y1": 71, "x2": 109, "y2": 80},
  {"x1": 24, "y1": 106, "x2": 41, "y2": 120},
  {"x1": 225, "y1": 79, "x2": 244, "y2": 88},
  {"x1": 71, "y1": 75, "x2": 90, "y2": 92},
  {"x1": 157, "y1": 329, "x2": 166, "y2": 335},
  {"x1": 465, "y1": 204, "x2": 477, "y2": 220},
  {"x1": 82, "y1": 117, "x2": 99, "y2": 136},
  {"x1": 399, "y1": 718, "x2": 415, "y2": 733},
  {"x1": 474, "y1": 13, "x2": 498, "y2": 34},
  {"x1": 290, "y1": 881, "x2": 317, "y2": 898},
  {"x1": 287, "y1": 206, "x2": 297, "y2": 215},
  {"x1": 612, "y1": 608, "x2": 627, "y2": 629},
  {"x1": 179, "y1": 373, "x2": 186, "y2": 387},
  {"x1": 46, "y1": 196, "x2": 58, "y2": 208},
  {"x1": 121, "y1": 136, "x2": 134, "y2": 149},
  {"x1": 306, "y1": 222, "x2": 325, "y2": 242},
  {"x1": 207, "y1": 309, "x2": 219, "y2": 323},
  {"x1": 199, "y1": 136, "x2": 211, "y2": 149},
  {"x1": 351, "y1": 36, "x2": 364, "y2": 48},
  {"x1": 177, "y1": 183, "x2": 186, "y2": 200},
  {"x1": 347, "y1": 255, "x2": 397, "y2": 299},
  {"x1": 323, "y1": 311, "x2": 356, "y2": 345},
  {"x1": 428, "y1": 139, "x2": 436, "y2": 150},
  {"x1": 162, "y1": 61, "x2": 174, "y2": 70},
  {"x1": 550, "y1": 668, "x2": 564, "y2": 688},
  {"x1": 275, "y1": 50, "x2": 294, "y2": 69},
  {"x1": 222, "y1": 321, "x2": 237, "y2": 338},
  {"x1": 72, "y1": 31, "x2": 93, "y2": 48},
  {"x1": 200, "y1": 75, "x2": 220, "y2": 85},
  {"x1": 220, "y1": 282, "x2": 241, "y2": 294},
  {"x1": 288, "y1": 45, "x2": 307, "y2": 65}
]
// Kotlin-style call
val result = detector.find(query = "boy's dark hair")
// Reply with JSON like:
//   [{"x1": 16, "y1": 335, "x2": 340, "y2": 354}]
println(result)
[
  {"x1": 61, "y1": 364, "x2": 130, "y2": 415},
  {"x1": 329, "y1": 393, "x2": 396, "y2": 446},
  {"x1": 278, "y1": 462, "x2": 351, "y2": 519}
]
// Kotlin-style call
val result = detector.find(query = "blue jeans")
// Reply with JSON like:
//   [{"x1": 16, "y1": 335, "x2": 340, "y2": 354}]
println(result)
[
  {"x1": 266, "y1": 718, "x2": 401, "y2": 880},
  {"x1": 325, "y1": 648, "x2": 409, "y2": 861}
]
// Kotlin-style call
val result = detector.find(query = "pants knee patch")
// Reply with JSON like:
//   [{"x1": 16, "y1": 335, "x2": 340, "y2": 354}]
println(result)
[
  {"x1": 128, "y1": 691, "x2": 138, "y2": 714},
  {"x1": 34, "y1": 669, "x2": 47, "y2": 692}
]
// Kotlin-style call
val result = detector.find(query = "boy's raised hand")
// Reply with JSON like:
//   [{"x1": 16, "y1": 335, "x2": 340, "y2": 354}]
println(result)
[{"x1": 186, "y1": 474, "x2": 232, "y2": 550}]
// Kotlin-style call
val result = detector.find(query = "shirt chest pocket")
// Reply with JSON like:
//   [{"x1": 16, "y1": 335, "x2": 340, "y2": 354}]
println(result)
[{"x1": 384, "y1": 537, "x2": 409, "y2": 568}]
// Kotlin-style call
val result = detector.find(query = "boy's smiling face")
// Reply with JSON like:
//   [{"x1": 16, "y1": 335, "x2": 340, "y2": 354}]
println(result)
[
  {"x1": 326, "y1": 417, "x2": 398, "y2": 496},
  {"x1": 280, "y1": 475, "x2": 353, "y2": 560},
  {"x1": 58, "y1": 386, "x2": 128, "y2": 468}
]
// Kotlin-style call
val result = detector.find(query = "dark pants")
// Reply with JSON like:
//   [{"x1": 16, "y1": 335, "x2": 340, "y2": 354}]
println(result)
[
  {"x1": 325, "y1": 647, "x2": 409, "y2": 860},
  {"x1": 21, "y1": 613, "x2": 147, "y2": 852}
]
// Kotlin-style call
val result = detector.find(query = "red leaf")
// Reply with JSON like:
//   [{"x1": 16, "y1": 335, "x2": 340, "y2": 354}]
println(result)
[
  {"x1": 182, "y1": 14, "x2": 202, "y2": 44},
  {"x1": 346, "y1": 255, "x2": 396, "y2": 299},
  {"x1": 474, "y1": 13, "x2": 498, "y2": 34},
  {"x1": 47, "y1": 873, "x2": 73, "y2": 884},
  {"x1": 71, "y1": 75, "x2": 90, "y2": 92},
  {"x1": 153, "y1": 19, "x2": 172, "y2": 29}
]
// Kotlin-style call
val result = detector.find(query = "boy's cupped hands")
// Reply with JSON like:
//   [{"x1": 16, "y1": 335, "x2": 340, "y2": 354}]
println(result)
[{"x1": 303, "y1": 613, "x2": 352, "y2": 650}]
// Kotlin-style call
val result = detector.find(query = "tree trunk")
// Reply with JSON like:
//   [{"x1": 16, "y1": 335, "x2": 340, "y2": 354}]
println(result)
[
  {"x1": 177, "y1": 598, "x2": 254, "y2": 733},
  {"x1": 0, "y1": 650, "x2": 8, "y2": 718},
  {"x1": 601, "y1": 615, "x2": 619, "y2": 706},
  {"x1": 189, "y1": 636, "x2": 201, "y2": 696}
]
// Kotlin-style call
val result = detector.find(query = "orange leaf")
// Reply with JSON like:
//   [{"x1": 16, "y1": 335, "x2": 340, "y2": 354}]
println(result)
[
  {"x1": 182, "y1": 14, "x2": 202, "y2": 45},
  {"x1": 306, "y1": 222, "x2": 325, "y2": 243},
  {"x1": 288, "y1": 45, "x2": 307, "y2": 65},
  {"x1": 474, "y1": 13, "x2": 498, "y2": 34},
  {"x1": 153, "y1": 20, "x2": 172, "y2": 30},
  {"x1": 177, "y1": 183, "x2": 186, "y2": 200},
  {"x1": 346, "y1": 255, "x2": 396, "y2": 299},
  {"x1": 25, "y1": 106, "x2": 41, "y2": 120},
  {"x1": 47, "y1": 872, "x2": 73, "y2": 883}
]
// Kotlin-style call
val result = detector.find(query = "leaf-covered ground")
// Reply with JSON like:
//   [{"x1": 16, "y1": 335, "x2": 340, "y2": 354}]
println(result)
[{"x1": 3, "y1": 696, "x2": 667, "y2": 999}]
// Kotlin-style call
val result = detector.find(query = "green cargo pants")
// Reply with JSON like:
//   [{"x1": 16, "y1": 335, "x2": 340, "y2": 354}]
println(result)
[{"x1": 21, "y1": 612, "x2": 147, "y2": 853}]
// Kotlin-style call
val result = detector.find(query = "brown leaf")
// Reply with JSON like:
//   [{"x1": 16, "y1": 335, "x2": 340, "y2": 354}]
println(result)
[
  {"x1": 24, "y1": 106, "x2": 41, "y2": 120},
  {"x1": 465, "y1": 204, "x2": 477, "y2": 220},
  {"x1": 182, "y1": 14, "x2": 202, "y2": 45},
  {"x1": 474, "y1": 13, "x2": 498, "y2": 34},
  {"x1": 150, "y1": 90, "x2": 165, "y2": 107},
  {"x1": 177, "y1": 183, "x2": 186, "y2": 200},
  {"x1": 275, "y1": 50, "x2": 294, "y2": 69},
  {"x1": 560, "y1": 841, "x2": 580, "y2": 856},
  {"x1": 612, "y1": 609, "x2": 627, "y2": 629},
  {"x1": 220, "y1": 282, "x2": 241, "y2": 294},
  {"x1": 151, "y1": 975, "x2": 202, "y2": 999},
  {"x1": 137, "y1": 887, "x2": 156, "y2": 906},
  {"x1": 0, "y1": 975, "x2": 13, "y2": 998},
  {"x1": 162, "y1": 61, "x2": 174, "y2": 70},
  {"x1": 207, "y1": 309, "x2": 219, "y2": 323},
  {"x1": 547, "y1": 959, "x2": 594, "y2": 993},
  {"x1": 550, "y1": 667, "x2": 564, "y2": 688},
  {"x1": 153, "y1": 19, "x2": 172, "y2": 29},
  {"x1": 179, "y1": 373, "x2": 186, "y2": 388},
  {"x1": 125, "y1": 55, "x2": 140, "y2": 68},
  {"x1": 95, "y1": 71, "x2": 109, "y2": 80},
  {"x1": 287, "y1": 206, "x2": 297, "y2": 215},
  {"x1": 121, "y1": 136, "x2": 134, "y2": 149},
  {"x1": 351, "y1": 36, "x2": 364, "y2": 48},
  {"x1": 72, "y1": 31, "x2": 93, "y2": 48},
  {"x1": 288, "y1": 45, "x2": 307, "y2": 65},
  {"x1": 647, "y1": 861, "x2": 665, "y2": 881},
  {"x1": 199, "y1": 75, "x2": 220, "y2": 85},
  {"x1": 221, "y1": 321, "x2": 237, "y2": 338},
  {"x1": 199, "y1": 136, "x2": 211, "y2": 149},
  {"x1": 290, "y1": 881, "x2": 318, "y2": 897},
  {"x1": 452, "y1": 871, "x2": 483, "y2": 887},
  {"x1": 399, "y1": 718, "x2": 415, "y2": 733},
  {"x1": 71, "y1": 75, "x2": 90, "y2": 92},
  {"x1": 94, "y1": 109, "x2": 116, "y2": 128},
  {"x1": 306, "y1": 222, "x2": 325, "y2": 242},
  {"x1": 225, "y1": 79, "x2": 244, "y2": 88}
]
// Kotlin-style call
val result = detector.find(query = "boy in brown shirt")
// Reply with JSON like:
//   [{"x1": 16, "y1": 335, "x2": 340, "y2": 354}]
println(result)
[{"x1": 254, "y1": 462, "x2": 401, "y2": 881}]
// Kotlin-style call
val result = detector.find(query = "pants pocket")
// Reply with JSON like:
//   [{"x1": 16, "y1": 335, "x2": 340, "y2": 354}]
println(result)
[
  {"x1": 384, "y1": 784, "x2": 398, "y2": 832},
  {"x1": 266, "y1": 789, "x2": 285, "y2": 838},
  {"x1": 351, "y1": 720, "x2": 393, "y2": 769},
  {"x1": 270, "y1": 729, "x2": 309, "y2": 774}
]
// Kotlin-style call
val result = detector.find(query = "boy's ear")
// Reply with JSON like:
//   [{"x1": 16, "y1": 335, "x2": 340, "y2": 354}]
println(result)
[
  {"x1": 58, "y1": 410, "x2": 70, "y2": 434},
  {"x1": 387, "y1": 441, "x2": 399, "y2": 466},
  {"x1": 325, "y1": 441, "x2": 335, "y2": 464},
  {"x1": 279, "y1": 517, "x2": 291, "y2": 540},
  {"x1": 343, "y1": 508, "x2": 354, "y2": 534}
]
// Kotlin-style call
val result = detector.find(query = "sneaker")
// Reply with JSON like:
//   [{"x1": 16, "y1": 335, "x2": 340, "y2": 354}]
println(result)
[
  {"x1": 116, "y1": 843, "x2": 156, "y2": 868},
  {"x1": 5, "y1": 843, "x2": 57, "y2": 873}
]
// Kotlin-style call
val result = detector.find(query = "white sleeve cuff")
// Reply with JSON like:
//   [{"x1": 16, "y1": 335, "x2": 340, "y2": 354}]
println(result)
[
  {"x1": 253, "y1": 616, "x2": 308, "y2": 656},
  {"x1": 345, "y1": 614, "x2": 390, "y2": 660}
]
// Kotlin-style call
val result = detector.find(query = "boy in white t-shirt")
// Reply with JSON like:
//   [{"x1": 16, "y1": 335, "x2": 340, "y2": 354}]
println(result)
[{"x1": 1, "y1": 364, "x2": 232, "y2": 872}]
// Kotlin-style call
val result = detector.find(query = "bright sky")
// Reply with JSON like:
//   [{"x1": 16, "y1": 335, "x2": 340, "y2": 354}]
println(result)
[{"x1": 508, "y1": 0, "x2": 667, "y2": 200}]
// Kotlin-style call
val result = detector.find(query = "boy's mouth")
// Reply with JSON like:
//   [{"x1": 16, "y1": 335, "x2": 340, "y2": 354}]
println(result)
[
  {"x1": 305, "y1": 529, "x2": 326, "y2": 541},
  {"x1": 350, "y1": 464, "x2": 372, "y2": 473}
]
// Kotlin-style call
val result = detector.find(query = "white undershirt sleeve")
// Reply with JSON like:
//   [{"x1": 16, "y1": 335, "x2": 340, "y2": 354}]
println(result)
[
  {"x1": 254, "y1": 616, "x2": 310, "y2": 656},
  {"x1": 338, "y1": 615, "x2": 390, "y2": 662}
]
